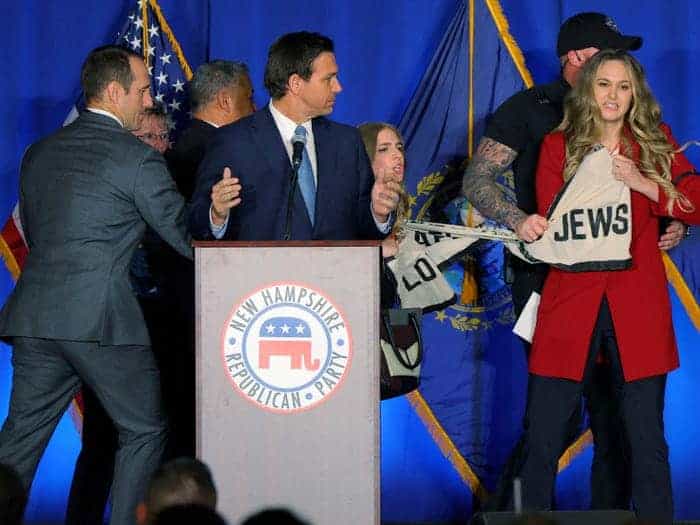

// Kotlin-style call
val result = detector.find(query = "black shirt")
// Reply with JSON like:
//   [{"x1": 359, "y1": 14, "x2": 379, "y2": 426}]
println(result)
[{"x1": 484, "y1": 78, "x2": 569, "y2": 215}]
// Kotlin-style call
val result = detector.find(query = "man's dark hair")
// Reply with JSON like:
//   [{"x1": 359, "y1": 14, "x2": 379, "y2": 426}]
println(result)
[
  {"x1": 189, "y1": 60, "x2": 250, "y2": 112},
  {"x1": 0, "y1": 463, "x2": 27, "y2": 525},
  {"x1": 264, "y1": 32, "x2": 334, "y2": 100},
  {"x1": 81, "y1": 45, "x2": 142, "y2": 103},
  {"x1": 144, "y1": 458, "x2": 217, "y2": 519}
]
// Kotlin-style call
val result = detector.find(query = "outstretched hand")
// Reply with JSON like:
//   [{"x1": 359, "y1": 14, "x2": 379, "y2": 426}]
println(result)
[{"x1": 210, "y1": 167, "x2": 241, "y2": 225}]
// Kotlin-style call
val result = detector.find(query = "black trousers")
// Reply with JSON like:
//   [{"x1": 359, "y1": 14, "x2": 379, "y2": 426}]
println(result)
[
  {"x1": 0, "y1": 337, "x2": 165, "y2": 525},
  {"x1": 486, "y1": 367, "x2": 630, "y2": 512},
  {"x1": 486, "y1": 268, "x2": 630, "y2": 512},
  {"x1": 517, "y1": 299, "x2": 672, "y2": 523},
  {"x1": 65, "y1": 387, "x2": 117, "y2": 525}
]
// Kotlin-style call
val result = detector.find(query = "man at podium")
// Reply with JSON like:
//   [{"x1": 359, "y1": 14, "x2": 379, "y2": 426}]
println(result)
[{"x1": 188, "y1": 31, "x2": 401, "y2": 241}]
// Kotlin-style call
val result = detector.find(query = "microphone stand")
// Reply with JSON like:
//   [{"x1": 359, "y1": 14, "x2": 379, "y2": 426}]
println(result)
[{"x1": 283, "y1": 162, "x2": 300, "y2": 241}]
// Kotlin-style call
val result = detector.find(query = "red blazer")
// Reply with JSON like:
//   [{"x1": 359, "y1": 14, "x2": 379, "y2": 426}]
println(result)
[{"x1": 530, "y1": 125, "x2": 700, "y2": 382}]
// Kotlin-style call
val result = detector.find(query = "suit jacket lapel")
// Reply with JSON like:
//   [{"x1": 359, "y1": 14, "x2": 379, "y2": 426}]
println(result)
[
  {"x1": 312, "y1": 118, "x2": 337, "y2": 231},
  {"x1": 251, "y1": 107, "x2": 314, "y2": 236},
  {"x1": 250, "y1": 108, "x2": 291, "y2": 185}
]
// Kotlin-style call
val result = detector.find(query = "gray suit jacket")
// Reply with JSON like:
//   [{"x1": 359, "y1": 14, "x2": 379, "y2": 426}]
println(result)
[{"x1": 0, "y1": 111, "x2": 192, "y2": 346}]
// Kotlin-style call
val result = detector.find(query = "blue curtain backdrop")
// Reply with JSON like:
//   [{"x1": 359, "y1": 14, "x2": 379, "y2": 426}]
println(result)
[{"x1": 1, "y1": 1, "x2": 699, "y2": 523}]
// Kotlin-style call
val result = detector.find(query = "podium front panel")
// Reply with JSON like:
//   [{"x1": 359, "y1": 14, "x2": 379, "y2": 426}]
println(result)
[{"x1": 195, "y1": 244, "x2": 380, "y2": 525}]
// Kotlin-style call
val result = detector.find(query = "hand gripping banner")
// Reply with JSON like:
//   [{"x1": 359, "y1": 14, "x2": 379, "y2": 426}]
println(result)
[{"x1": 510, "y1": 146, "x2": 633, "y2": 271}]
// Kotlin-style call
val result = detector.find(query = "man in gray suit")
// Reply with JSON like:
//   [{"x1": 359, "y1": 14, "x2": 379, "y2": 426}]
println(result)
[{"x1": 0, "y1": 45, "x2": 198, "y2": 525}]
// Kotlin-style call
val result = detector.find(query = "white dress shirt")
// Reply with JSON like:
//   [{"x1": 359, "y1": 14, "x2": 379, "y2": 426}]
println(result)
[
  {"x1": 200, "y1": 118, "x2": 220, "y2": 128},
  {"x1": 268, "y1": 101, "x2": 318, "y2": 185}
]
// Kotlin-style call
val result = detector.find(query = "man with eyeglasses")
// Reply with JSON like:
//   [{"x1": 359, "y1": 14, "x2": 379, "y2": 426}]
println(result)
[{"x1": 133, "y1": 105, "x2": 171, "y2": 154}]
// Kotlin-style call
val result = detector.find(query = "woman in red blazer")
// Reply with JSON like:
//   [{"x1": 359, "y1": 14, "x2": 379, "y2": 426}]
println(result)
[{"x1": 517, "y1": 49, "x2": 700, "y2": 522}]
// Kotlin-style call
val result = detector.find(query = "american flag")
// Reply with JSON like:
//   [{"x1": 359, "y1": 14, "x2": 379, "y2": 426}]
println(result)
[
  {"x1": 2, "y1": 0, "x2": 193, "y2": 283},
  {"x1": 2, "y1": 0, "x2": 194, "y2": 281},
  {"x1": 0, "y1": 204, "x2": 26, "y2": 282},
  {"x1": 0, "y1": 0, "x2": 193, "y2": 428},
  {"x1": 119, "y1": 0, "x2": 193, "y2": 139}
]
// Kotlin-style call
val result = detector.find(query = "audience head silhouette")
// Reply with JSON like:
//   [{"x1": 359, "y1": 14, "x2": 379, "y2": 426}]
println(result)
[
  {"x1": 241, "y1": 507, "x2": 309, "y2": 525},
  {"x1": 136, "y1": 457, "x2": 218, "y2": 524}
]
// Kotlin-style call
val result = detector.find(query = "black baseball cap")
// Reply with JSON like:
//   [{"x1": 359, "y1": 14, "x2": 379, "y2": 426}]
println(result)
[{"x1": 557, "y1": 12, "x2": 642, "y2": 57}]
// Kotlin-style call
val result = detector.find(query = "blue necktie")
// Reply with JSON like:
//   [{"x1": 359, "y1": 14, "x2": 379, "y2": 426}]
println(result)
[{"x1": 294, "y1": 125, "x2": 316, "y2": 225}]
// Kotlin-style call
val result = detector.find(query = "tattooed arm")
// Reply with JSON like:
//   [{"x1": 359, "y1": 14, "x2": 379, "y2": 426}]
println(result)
[
  {"x1": 462, "y1": 137, "x2": 548, "y2": 242},
  {"x1": 462, "y1": 137, "x2": 523, "y2": 228}
]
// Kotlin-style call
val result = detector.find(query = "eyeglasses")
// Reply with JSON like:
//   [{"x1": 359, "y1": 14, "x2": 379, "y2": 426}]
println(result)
[{"x1": 135, "y1": 132, "x2": 169, "y2": 141}]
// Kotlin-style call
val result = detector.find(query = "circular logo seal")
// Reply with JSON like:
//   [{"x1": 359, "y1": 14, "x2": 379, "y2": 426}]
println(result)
[{"x1": 222, "y1": 282, "x2": 352, "y2": 414}]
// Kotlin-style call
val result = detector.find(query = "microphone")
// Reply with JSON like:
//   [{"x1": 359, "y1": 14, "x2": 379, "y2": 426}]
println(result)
[
  {"x1": 291, "y1": 127, "x2": 306, "y2": 171},
  {"x1": 284, "y1": 128, "x2": 307, "y2": 240}
]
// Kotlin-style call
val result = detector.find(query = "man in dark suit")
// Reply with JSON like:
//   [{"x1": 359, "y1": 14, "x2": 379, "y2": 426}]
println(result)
[
  {"x1": 167, "y1": 60, "x2": 255, "y2": 202},
  {"x1": 0, "y1": 45, "x2": 194, "y2": 525},
  {"x1": 151, "y1": 62, "x2": 256, "y2": 465},
  {"x1": 65, "y1": 104, "x2": 179, "y2": 525},
  {"x1": 189, "y1": 31, "x2": 400, "y2": 241}
]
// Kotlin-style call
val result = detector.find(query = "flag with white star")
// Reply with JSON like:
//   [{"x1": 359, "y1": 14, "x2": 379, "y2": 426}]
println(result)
[
  {"x1": 1, "y1": 0, "x2": 197, "y2": 433},
  {"x1": 118, "y1": 0, "x2": 192, "y2": 139}
]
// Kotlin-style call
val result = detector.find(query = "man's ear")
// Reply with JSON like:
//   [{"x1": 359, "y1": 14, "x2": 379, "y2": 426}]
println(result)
[
  {"x1": 104, "y1": 80, "x2": 125, "y2": 105},
  {"x1": 135, "y1": 502, "x2": 148, "y2": 525},
  {"x1": 287, "y1": 73, "x2": 303, "y2": 95},
  {"x1": 216, "y1": 88, "x2": 231, "y2": 112}
]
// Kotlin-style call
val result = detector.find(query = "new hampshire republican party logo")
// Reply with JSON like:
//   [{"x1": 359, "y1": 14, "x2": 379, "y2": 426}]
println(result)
[{"x1": 222, "y1": 282, "x2": 352, "y2": 413}]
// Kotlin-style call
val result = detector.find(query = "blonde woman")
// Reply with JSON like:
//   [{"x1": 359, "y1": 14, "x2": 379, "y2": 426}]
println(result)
[{"x1": 518, "y1": 49, "x2": 700, "y2": 522}]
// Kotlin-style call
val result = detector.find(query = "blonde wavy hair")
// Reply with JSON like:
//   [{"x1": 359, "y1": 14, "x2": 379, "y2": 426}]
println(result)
[
  {"x1": 358, "y1": 122, "x2": 411, "y2": 236},
  {"x1": 558, "y1": 49, "x2": 692, "y2": 214}
]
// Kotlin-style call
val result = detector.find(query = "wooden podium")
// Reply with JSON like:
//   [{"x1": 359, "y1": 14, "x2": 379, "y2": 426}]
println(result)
[{"x1": 194, "y1": 241, "x2": 381, "y2": 524}]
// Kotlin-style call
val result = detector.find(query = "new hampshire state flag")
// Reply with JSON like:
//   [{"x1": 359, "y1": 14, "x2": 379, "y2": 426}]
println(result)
[{"x1": 381, "y1": 1, "x2": 533, "y2": 522}]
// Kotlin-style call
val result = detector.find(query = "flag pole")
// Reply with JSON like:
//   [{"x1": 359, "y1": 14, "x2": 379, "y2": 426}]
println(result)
[
  {"x1": 148, "y1": 0, "x2": 193, "y2": 80},
  {"x1": 141, "y1": 0, "x2": 149, "y2": 65}
]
